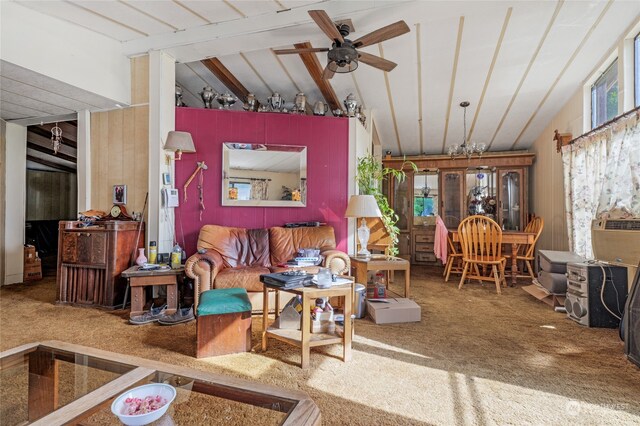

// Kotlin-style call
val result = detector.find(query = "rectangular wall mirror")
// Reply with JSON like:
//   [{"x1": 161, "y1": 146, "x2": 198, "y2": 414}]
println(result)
[{"x1": 222, "y1": 143, "x2": 307, "y2": 207}]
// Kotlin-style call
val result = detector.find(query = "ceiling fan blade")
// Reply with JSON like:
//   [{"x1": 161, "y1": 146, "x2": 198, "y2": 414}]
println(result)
[
  {"x1": 352, "y1": 21, "x2": 410, "y2": 48},
  {"x1": 273, "y1": 48, "x2": 329, "y2": 55},
  {"x1": 322, "y1": 64, "x2": 335, "y2": 80},
  {"x1": 358, "y1": 51, "x2": 397, "y2": 72},
  {"x1": 309, "y1": 10, "x2": 344, "y2": 43}
]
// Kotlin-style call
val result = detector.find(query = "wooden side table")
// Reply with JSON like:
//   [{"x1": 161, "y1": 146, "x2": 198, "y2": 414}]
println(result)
[
  {"x1": 261, "y1": 278, "x2": 354, "y2": 369},
  {"x1": 121, "y1": 266, "x2": 183, "y2": 318},
  {"x1": 350, "y1": 255, "x2": 411, "y2": 297}
]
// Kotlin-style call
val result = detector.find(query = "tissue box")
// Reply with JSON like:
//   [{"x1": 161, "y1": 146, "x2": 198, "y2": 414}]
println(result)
[
  {"x1": 311, "y1": 311, "x2": 335, "y2": 333},
  {"x1": 366, "y1": 298, "x2": 421, "y2": 324}
]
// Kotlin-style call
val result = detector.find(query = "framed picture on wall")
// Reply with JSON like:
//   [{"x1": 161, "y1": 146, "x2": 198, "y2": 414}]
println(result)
[{"x1": 113, "y1": 184, "x2": 127, "y2": 205}]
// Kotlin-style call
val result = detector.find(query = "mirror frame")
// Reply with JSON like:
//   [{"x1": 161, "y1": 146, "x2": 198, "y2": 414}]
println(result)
[{"x1": 221, "y1": 143, "x2": 307, "y2": 207}]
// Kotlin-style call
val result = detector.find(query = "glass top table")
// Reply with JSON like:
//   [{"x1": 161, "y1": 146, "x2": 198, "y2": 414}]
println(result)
[{"x1": 0, "y1": 341, "x2": 320, "y2": 425}]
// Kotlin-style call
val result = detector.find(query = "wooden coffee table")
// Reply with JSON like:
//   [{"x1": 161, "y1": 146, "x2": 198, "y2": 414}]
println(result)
[
  {"x1": 350, "y1": 255, "x2": 411, "y2": 297},
  {"x1": 0, "y1": 341, "x2": 320, "y2": 425},
  {"x1": 261, "y1": 277, "x2": 354, "y2": 369}
]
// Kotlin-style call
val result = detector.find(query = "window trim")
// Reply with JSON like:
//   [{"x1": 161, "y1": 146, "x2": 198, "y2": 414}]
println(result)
[
  {"x1": 634, "y1": 32, "x2": 640, "y2": 108},
  {"x1": 590, "y1": 58, "x2": 619, "y2": 129}
]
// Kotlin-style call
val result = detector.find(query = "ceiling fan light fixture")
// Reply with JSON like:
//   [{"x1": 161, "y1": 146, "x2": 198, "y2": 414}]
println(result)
[{"x1": 327, "y1": 58, "x2": 358, "y2": 73}]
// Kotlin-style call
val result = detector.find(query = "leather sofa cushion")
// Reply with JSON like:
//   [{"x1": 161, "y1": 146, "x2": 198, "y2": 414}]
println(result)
[
  {"x1": 197, "y1": 225, "x2": 270, "y2": 268},
  {"x1": 215, "y1": 266, "x2": 270, "y2": 292},
  {"x1": 269, "y1": 226, "x2": 337, "y2": 266}
]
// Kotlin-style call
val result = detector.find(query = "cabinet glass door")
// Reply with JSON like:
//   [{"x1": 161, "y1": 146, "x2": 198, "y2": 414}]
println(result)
[
  {"x1": 465, "y1": 168, "x2": 497, "y2": 220},
  {"x1": 441, "y1": 171, "x2": 464, "y2": 229},
  {"x1": 392, "y1": 176, "x2": 411, "y2": 231},
  {"x1": 499, "y1": 169, "x2": 523, "y2": 231},
  {"x1": 413, "y1": 173, "x2": 439, "y2": 224}
]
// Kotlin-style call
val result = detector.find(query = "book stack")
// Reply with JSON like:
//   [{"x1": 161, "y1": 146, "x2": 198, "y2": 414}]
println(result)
[
  {"x1": 260, "y1": 272, "x2": 314, "y2": 289},
  {"x1": 286, "y1": 257, "x2": 321, "y2": 267}
]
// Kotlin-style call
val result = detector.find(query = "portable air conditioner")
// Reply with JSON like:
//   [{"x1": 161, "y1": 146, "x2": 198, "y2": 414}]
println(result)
[{"x1": 592, "y1": 219, "x2": 640, "y2": 289}]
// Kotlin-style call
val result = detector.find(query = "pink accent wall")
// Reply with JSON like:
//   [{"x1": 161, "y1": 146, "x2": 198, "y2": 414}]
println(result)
[{"x1": 175, "y1": 107, "x2": 349, "y2": 255}]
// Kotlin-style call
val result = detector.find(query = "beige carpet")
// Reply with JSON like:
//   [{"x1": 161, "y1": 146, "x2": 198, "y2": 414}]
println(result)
[{"x1": 1, "y1": 267, "x2": 639, "y2": 425}]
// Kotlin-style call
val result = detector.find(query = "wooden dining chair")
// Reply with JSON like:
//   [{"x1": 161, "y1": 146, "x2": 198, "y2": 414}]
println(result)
[
  {"x1": 516, "y1": 216, "x2": 544, "y2": 279},
  {"x1": 457, "y1": 215, "x2": 507, "y2": 294},
  {"x1": 443, "y1": 233, "x2": 464, "y2": 282}
]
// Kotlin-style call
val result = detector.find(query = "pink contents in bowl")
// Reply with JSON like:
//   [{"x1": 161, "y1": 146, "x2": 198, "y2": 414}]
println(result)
[{"x1": 122, "y1": 395, "x2": 168, "y2": 415}]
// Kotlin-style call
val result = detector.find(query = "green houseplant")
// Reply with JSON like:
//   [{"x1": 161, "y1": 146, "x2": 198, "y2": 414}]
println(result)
[{"x1": 355, "y1": 154, "x2": 416, "y2": 256}]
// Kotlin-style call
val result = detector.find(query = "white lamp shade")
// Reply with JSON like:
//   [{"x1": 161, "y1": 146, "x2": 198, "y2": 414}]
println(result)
[
  {"x1": 344, "y1": 195, "x2": 382, "y2": 218},
  {"x1": 164, "y1": 131, "x2": 195, "y2": 154}
]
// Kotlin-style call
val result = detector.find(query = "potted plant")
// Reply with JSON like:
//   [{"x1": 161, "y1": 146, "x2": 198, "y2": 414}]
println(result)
[{"x1": 355, "y1": 154, "x2": 416, "y2": 256}]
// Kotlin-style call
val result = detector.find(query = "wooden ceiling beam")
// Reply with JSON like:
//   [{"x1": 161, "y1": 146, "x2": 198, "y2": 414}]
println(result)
[
  {"x1": 27, "y1": 155, "x2": 77, "y2": 174},
  {"x1": 27, "y1": 131, "x2": 77, "y2": 158},
  {"x1": 201, "y1": 57, "x2": 255, "y2": 105},
  {"x1": 27, "y1": 142, "x2": 77, "y2": 163},
  {"x1": 28, "y1": 126, "x2": 77, "y2": 148},
  {"x1": 36, "y1": 122, "x2": 78, "y2": 143},
  {"x1": 293, "y1": 42, "x2": 342, "y2": 113}
]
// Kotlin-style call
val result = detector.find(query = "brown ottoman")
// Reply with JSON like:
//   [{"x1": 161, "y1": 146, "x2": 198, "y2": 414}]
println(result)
[{"x1": 196, "y1": 288, "x2": 252, "y2": 358}]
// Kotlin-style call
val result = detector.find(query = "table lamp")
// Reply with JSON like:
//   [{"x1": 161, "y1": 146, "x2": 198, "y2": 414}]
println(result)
[
  {"x1": 164, "y1": 131, "x2": 195, "y2": 160},
  {"x1": 344, "y1": 195, "x2": 382, "y2": 257}
]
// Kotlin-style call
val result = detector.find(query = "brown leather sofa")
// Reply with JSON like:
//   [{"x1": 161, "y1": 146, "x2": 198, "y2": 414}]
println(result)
[{"x1": 185, "y1": 224, "x2": 350, "y2": 311}]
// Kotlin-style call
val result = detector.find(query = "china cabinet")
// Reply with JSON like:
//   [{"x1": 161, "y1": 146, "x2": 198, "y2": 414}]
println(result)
[{"x1": 383, "y1": 152, "x2": 535, "y2": 265}]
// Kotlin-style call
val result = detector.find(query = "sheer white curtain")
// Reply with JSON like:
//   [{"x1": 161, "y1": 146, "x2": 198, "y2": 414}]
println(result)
[{"x1": 561, "y1": 111, "x2": 640, "y2": 258}]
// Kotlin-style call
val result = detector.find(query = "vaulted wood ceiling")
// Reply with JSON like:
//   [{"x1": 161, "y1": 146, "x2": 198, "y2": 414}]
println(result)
[{"x1": 6, "y1": 1, "x2": 640, "y2": 156}]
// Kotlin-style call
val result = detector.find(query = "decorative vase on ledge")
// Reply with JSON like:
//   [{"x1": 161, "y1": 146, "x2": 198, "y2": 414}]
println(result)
[{"x1": 135, "y1": 248, "x2": 147, "y2": 266}]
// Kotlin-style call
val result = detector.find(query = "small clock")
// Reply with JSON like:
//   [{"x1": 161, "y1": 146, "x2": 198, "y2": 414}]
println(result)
[
  {"x1": 110, "y1": 205, "x2": 122, "y2": 217},
  {"x1": 107, "y1": 204, "x2": 133, "y2": 220}
]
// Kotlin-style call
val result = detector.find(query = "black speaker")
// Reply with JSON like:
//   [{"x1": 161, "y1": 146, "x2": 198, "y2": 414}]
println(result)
[{"x1": 565, "y1": 262, "x2": 627, "y2": 328}]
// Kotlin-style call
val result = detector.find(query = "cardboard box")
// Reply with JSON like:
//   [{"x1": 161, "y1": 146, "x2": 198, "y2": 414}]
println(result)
[
  {"x1": 522, "y1": 283, "x2": 565, "y2": 309},
  {"x1": 23, "y1": 258, "x2": 42, "y2": 281},
  {"x1": 24, "y1": 245, "x2": 37, "y2": 263},
  {"x1": 366, "y1": 298, "x2": 421, "y2": 324}
]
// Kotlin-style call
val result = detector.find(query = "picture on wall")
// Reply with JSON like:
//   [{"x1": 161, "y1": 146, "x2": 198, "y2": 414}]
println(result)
[{"x1": 113, "y1": 185, "x2": 127, "y2": 205}]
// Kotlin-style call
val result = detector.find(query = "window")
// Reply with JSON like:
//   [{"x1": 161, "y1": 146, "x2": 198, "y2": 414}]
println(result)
[
  {"x1": 229, "y1": 181, "x2": 251, "y2": 200},
  {"x1": 635, "y1": 32, "x2": 639, "y2": 107},
  {"x1": 591, "y1": 58, "x2": 618, "y2": 128}
]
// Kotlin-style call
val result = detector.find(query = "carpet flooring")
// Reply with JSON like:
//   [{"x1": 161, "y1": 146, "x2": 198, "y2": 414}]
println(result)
[{"x1": 1, "y1": 267, "x2": 639, "y2": 425}]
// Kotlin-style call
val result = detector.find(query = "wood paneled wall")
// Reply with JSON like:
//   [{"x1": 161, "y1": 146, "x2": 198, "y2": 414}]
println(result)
[
  {"x1": 26, "y1": 171, "x2": 77, "y2": 220},
  {"x1": 131, "y1": 55, "x2": 149, "y2": 105},
  {"x1": 530, "y1": 89, "x2": 583, "y2": 252},
  {"x1": 90, "y1": 106, "x2": 149, "y2": 214},
  {"x1": 89, "y1": 55, "x2": 149, "y2": 216},
  {"x1": 1, "y1": 120, "x2": 6, "y2": 283}
]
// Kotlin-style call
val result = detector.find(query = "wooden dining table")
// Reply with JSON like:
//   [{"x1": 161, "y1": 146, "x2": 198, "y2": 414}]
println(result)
[{"x1": 450, "y1": 230, "x2": 536, "y2": 287}]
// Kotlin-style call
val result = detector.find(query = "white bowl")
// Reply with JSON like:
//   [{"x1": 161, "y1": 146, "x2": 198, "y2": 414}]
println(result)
[{"x1": 111, "y1": 383, "x2": 176, "y2": 426}]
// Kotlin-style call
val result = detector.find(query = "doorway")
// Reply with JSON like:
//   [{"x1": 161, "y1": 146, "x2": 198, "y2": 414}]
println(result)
[{"x1": 25, "y1": 121, "x2": 78, "y2": 278}]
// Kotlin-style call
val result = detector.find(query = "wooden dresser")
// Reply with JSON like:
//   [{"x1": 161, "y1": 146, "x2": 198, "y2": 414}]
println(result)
[
  {"x1": 413, "y1": 225, "x2": 437, "y2": 265},
  {"x1": 56, "y1": 221, "x2": 144, "y2": 309}
]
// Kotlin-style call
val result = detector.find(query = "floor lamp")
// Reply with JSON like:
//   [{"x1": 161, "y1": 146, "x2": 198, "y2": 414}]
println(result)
[{"x1": 345, "y1": 195, "x2": 382, "y2": 257}]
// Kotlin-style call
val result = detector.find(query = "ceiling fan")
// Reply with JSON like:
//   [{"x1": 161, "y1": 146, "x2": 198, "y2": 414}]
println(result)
[{"x1": 274, "y1": 10, "x2": 410, "y2": 79}]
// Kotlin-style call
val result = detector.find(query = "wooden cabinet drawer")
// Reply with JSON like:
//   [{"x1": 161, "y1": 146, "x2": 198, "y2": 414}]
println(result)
[
  {"x1": 415, "y1": 252, "x2": 436, "y2": 263},
  {"x1": 415, "y1": 233, "x2": 435, "y2": 243},
  {"x1": 61, "y1": 232, "x2": 107, "y2": 265},
  {"x1": 415, "y1": 243, "x2": 434, "y2": 253}
]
